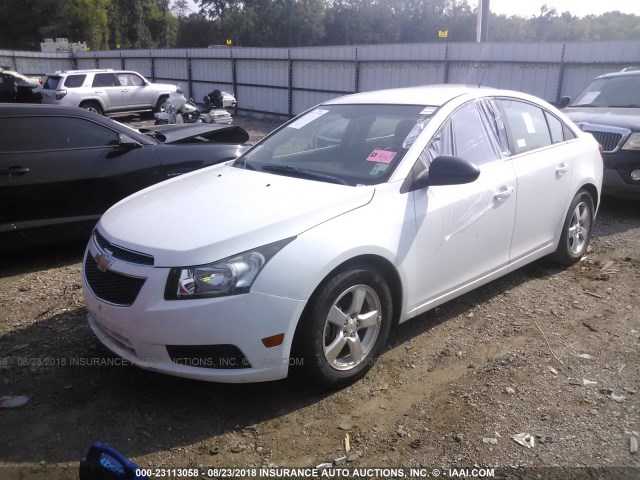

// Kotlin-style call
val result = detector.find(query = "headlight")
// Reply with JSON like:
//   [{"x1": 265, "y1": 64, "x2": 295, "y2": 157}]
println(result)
[
  {"x1": 622, "y1": 132, "x2": 640, "y2": 151},
  {"x1": 164, "y1": 237, "x2": 295, "y2": 300}
]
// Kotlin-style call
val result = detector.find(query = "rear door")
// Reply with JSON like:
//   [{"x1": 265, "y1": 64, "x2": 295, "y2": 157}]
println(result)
[
  {"x1": 496, "y1": 98, "x2": 575, "y2": 261},
  {"x1": 92, "y1": 73, "x2": 122, "y2": 111},
  {"x1": 0, "y1": 114, "x2": 161, "y2": 244}
]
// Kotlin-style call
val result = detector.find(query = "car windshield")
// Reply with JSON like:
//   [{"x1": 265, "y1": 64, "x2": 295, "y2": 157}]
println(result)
[
  {"x1": 570, "y1": 74, "x2": 640, "y2": 108},
  {"x1": 233, "y1": 104, "x2": 427, "y2": 186}
]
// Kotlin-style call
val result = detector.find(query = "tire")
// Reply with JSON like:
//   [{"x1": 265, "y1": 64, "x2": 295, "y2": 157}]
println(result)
[
  {"x1": 80, "y1": 101, "x2": 103, "y2": 115},
  {"x1": 296, "y1": 265, "x2": 392, "y2": 389},
  {"x1": 154, "y1": 95, "x2": 168, "y2": 114},
  {"x1": 550, "y1": 190, "x2": 594, "y2": 266}
]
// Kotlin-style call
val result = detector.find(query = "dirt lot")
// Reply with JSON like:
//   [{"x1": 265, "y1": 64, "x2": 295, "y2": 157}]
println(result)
[{"x1": 0, "y1": 116, "x2": 639, "y2": 479}]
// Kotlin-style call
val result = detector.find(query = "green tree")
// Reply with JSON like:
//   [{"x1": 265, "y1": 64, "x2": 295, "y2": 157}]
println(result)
[{"x1": 60, "y1": 0, "x2": 111, "y2": 50}]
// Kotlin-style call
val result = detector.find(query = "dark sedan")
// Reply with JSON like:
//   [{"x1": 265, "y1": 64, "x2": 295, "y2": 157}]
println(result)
[{"x1": 0, "y1": 104, "x2": 249, "y2": 250}]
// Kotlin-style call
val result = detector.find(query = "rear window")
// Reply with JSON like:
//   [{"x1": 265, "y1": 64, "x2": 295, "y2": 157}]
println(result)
[{"x1": 43, "y1": 76, "x2": 61, "y2": 90}]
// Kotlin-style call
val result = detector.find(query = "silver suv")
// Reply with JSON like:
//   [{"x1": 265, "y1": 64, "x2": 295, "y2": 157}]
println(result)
[{"x1": 41, "y1": 69, "x2": 178, "y2": 115}]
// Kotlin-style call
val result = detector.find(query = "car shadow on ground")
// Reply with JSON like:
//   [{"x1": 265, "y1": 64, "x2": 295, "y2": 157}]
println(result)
[
  {"x1": 0, "y1": 241, "x2": 86, "y2": 279},
  {"x1": 593, "y1": 196, "x2": 640, "y2": 237},
  {"x1": 0, "y1": 252, "x2": 563, "y2": 465}
]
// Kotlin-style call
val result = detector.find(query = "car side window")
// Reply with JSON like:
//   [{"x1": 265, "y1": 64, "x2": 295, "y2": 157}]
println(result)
[
  {"x1": 0, "y1": 117, "x2": 120, "y2": 152},
  {"x1": 92, "y1": 73, "x2": 118, "y2": 88},
  {"x1": 118, "y1": 73, "x2": 144, "y2": 87},
  {"x1": 545, "y1": 111, "x2": 565, "y2": 144},
  {"x1": 423, "y1": 100, "x2": 503, "y2": 167},
  {"x1": 498, "y1": 99, "x2": 552, "y2": 154},
  {"x1": 129, "y1": 74, "x2": 145, "y2": 87},
  {"x1": 64, "y1": 74, "x2": 86, "y2": 88}
]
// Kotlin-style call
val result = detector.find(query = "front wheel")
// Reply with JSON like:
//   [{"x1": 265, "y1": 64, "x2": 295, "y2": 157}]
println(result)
[
  {"x1": 550, "y1": 190, "x2": 594, "y2": 265},
  {"x1": 296, "y1": 265, "x2": 392, "y2": 389},
  {"x1": 153, "y1": 95, "x2": 168, "y2": 114}
]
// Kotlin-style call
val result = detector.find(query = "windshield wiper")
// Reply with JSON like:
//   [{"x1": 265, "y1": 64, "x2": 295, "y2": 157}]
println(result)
[{"x1": 261, "y1": 164, "x2": 349, "y2": 185}]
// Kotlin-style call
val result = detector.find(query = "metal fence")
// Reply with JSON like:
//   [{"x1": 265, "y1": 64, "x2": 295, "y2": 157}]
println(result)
[{"x1": 2, "y1": 40, "x2": 639, "y2": 118}]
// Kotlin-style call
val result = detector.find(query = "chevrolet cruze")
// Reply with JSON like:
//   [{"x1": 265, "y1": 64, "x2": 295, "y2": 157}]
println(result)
[{"x1": 82, "y1": 85, "x2": 603, "y2": 388}]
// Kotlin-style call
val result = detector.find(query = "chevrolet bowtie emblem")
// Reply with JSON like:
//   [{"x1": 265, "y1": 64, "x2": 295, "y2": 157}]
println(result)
[{"x1": 95, "y1": 252, "x2": 113, "y2": 273}]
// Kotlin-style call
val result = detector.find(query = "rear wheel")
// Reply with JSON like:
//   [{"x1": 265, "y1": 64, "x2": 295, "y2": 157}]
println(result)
[
  {"x1": 296, "y1": 265, "x2": 392, "y2": 389},
  {"x1": 550, "y1": 190, "x2": 594, "y2": 265},
  {"x1": 80, "y1": 101, "x2": 103, "y2": 115}
]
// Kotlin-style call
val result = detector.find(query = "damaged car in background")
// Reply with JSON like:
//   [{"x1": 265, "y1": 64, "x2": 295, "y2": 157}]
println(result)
[
  {"x1": 0, "y1": 104, "x2": 249, "y2": 251},
  {"x1": 83, "y1": 85, "x2": 602, "y2": 389}
]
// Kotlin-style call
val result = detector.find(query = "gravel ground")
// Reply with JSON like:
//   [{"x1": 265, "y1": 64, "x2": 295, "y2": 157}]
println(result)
[{"x1": 0, "y1": 115, "x2": 639, "y2": 479}]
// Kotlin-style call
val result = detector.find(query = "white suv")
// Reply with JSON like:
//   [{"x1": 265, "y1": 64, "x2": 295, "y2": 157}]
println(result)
[{"x1": 41, "y1": 69, "x2": 178, "y2": 115}]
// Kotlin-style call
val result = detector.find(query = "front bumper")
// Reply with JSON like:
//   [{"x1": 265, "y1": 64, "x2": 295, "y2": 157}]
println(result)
[
  {"x1": 82, "y1": 238, "x2": 306, "y2": 383},
  {"x1": 602, "y1": 151, "x2": 640, "y2": 199}
]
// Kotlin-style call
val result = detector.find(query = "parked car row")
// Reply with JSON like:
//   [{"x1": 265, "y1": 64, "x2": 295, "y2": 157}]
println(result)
[
  {"x1": 4, "y1": 67, "x2": 633, "y2": 389},
  {"x1": 2, "y1": 67, "x2": 238, "y2": 118}
]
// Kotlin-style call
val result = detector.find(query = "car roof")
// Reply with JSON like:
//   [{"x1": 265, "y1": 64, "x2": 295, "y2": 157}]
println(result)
[
  {"x1": 47, "y1": 69, "x2": 115, "y2": 76},
  {"x1": 0, "y1": 103, "x2": 106, "y2": 117},
  {"x1": 325, "y1": 84, "x2": 497, "y2": 106},
  {"x1": 0, "y1": 103, "x2": 156, "y2": 144},
  {"x1": 596, "y1": 69, "x2": 640, "y2": 80}
]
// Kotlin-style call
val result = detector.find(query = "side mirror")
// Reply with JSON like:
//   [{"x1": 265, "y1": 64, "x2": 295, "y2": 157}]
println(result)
[
  {"x1": 558, "y1": 96, "x2": 571, "y2": 108},
  {"x1": 117, "y1": 133, "x2": 142, "y2": 150},
  {"x1": 409, "y1": 156, "x2": 480, "y2": 191}
]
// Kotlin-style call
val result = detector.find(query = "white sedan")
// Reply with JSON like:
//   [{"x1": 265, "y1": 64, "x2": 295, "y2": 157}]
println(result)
[{"x1": 82, "y1": 85, "x2": 603, "y2": 388}]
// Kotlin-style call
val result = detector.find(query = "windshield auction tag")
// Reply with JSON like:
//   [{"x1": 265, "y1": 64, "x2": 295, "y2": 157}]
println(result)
[
  {"x1": 367, "y1": 149, "x2": 397, "y2": 164},
  {"x1": 287, "y1": 109, "x2": 329, "y2": 129}
]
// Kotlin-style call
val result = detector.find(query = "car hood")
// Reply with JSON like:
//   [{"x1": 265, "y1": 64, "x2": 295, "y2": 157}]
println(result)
[
  {"x1": 563, "y1": 107, "x2": 640, "y2": 131},
  {"x1": 99, "y1": 165, "x2": 375, "y2": 267}
]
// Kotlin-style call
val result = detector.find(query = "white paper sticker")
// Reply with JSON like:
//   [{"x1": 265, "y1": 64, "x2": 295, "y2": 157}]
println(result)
[
  {"x1": 517, "y1": 138, "x2": 527, "y2": 148},
  {"x1": 576, "y1": 91, "x2": 600, "y2": 105},
  {"x1": 287, "y1": 109, "x2": 329, "y2": 129},
  {"x1": 521, "y1": 112, "x2": 536, "y2": 134}
]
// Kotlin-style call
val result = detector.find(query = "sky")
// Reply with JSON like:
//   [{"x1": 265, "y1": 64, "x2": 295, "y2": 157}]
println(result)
[
  {"x1": 184, "y1": 1, "x2": 640, "y2": 18},
  {"x1": 487, "y1": 0, "x2": 640, "y2": 18}
]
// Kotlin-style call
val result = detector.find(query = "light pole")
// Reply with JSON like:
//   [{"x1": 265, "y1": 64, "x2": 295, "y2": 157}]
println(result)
[{"x1": 476, "y1": 0, "x2": 490, "y2": 42}]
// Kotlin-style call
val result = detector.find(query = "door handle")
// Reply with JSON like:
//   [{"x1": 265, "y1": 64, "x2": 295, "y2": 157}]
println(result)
[
  {"x1": 556, "y1": 163, "x2": 570, "y2": 175},
  {"x1": 493, "y1": 186, "x2": 514, "y2": 200},
  {"x1": 6, "y1": 166, "x2": 30, "y2": 176}
]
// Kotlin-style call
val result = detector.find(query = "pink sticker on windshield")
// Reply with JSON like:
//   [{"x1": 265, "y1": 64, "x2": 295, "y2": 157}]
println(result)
[{"x1": 367, "y1": 149, "x2": 397, "y2": 164}]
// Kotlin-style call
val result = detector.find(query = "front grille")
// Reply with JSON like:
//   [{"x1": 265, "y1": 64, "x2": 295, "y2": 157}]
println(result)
[
  {"x1": 84, "y1": 255, "x2": 146, "y2": 306},
  {"x1": 584, "y1": 130, "x2": 624, "y2": 153},
  {"x1": 94, "y1": 230, "x2": 154, "y2": 266}
]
